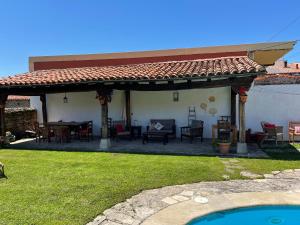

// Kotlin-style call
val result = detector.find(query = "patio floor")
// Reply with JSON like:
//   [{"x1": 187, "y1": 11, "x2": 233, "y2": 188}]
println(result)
[{"x1": 9, "y1": 137, "x2": 268, "y2": 158}]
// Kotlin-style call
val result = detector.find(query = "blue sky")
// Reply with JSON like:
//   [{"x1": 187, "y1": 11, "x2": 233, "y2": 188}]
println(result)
[{"x1": 0, "y1": 0, "x2": 300, "y2": 76}]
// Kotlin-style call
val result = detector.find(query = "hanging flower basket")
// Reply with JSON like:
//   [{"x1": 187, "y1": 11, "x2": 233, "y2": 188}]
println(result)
[{"x1": 239, "y1": 95, "x2": 248, "y2": 103}]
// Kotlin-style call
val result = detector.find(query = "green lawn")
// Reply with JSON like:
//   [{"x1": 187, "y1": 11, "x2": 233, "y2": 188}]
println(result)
[{"x1": 1, "y1": 149, "x2": 300, "y2": 225}]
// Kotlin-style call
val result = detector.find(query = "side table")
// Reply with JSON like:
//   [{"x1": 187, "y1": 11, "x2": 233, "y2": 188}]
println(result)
[{"x1": 131, "y1": 126, "x2": 142, "y2": 139}]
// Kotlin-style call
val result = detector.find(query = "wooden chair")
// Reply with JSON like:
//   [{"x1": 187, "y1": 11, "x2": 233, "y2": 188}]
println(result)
[
  {"x1": 112, "y1": 120, "x2": 131, "y2": 141},
  {"x1": 288, "y1": 121, "x2": 300, "y2": 143},
  {"x1": 181, "y1": 120, "x2": 204, "y2": 143},
  {"x1": 34, "y1": 122, "x2": 49, "y2": 143},
  {"x1": 53, "y1": 126, "x2": 71, "y2": 143},
  {"x1": 217, "y1": 120, "x2": 231, "y2": 141},
  {"x1": 79, "y1": 121, "x2": 93, "y2": 141},
  {"x1": 261, "y1": 121, "x2": 284, "y2": 146}
]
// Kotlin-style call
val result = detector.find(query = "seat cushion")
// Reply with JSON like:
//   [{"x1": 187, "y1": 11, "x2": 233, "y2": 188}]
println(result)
[
  {"x1": 295, "y1": 126, "x2": 300, "y2": 134},
  {"x1": 117, "y1": 131, "x2": 130, "y2": 136},
  {"x1": 149, "y1": 129, "x2": 172, "y2": 134},
  {"x1": 264, "y1": 123, "x2": 276, "y2": 128},
  {"x1": 115, "y1": 124, "x2": 124, "y2": 133}
]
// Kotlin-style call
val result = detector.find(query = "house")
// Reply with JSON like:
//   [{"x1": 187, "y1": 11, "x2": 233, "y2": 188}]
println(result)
[
  {"x1": 246, "y1": 59, "x2": 300, "y2": 140},
  {"x1": 0, "y1": 41, "x2": 296, "y2": 151},
  {"x1": 266, "y1": 58, "x2": 300, "y2": 74}
]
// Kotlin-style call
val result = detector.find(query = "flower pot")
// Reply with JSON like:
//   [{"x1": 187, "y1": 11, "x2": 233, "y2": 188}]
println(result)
[
  {"x1": 239, "y1": 95, "x2": 248, "y2": 103},
  {"x1": 218, "y1": 142, "x2": 231, "y2": 154}
]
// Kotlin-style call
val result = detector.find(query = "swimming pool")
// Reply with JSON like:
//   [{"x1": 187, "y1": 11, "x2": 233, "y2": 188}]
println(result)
[{"x1": 188, "y1": 205, "x2": 300, "y2": 225}]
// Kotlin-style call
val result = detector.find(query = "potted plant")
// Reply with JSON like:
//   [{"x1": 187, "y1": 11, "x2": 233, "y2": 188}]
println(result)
[{"x1": 218, "y1": 139, "x2": 231, "y2": 154}]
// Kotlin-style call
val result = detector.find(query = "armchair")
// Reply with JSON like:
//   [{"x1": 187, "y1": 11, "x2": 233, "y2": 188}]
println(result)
[
  {"x1": 261, "y1": 121, "x2": 284, "y2": 145},
  {"x1": 181, "y1": 120, "x2": 204, "y2": 143},
  {"x1": 112, "y1": 120, "x2": 132, "y2": 141},
  {"x1": 288, "y1": 121, "x2": 300, "y2": 143}
]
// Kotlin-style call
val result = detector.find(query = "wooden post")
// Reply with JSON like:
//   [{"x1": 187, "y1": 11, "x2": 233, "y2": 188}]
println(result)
[
  {"x1": 125, "y1": 90, "x2": 131, "y2": 128},
  {"x1": 237, "y1": 88, "x2": 248, "y2": 153},
  {"x1": 101, "y1": 101, "x2": 108, "y2": 139},
  {"x1": 40, "y1": 94, "x2": 48, "y2": 124},
  {"x1": 238, "y1": 95, "x2": 246, "y2": 143},
  {"x1": 231, "y1": 88, "x2": 237, "y2": 126},
  {"x1": 97, "y1": 89, "x2": 112, "y2": 150},
  {"x1": 0, "y1": 95, "x2": 8, "y2": 140}
]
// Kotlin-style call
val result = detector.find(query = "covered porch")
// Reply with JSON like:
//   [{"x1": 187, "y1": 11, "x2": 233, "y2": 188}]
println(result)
[{"x1": 0, "y1": 41, "x2": 296, "y2": 154}]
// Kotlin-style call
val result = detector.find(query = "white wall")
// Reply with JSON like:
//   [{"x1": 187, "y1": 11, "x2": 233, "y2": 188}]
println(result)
[
  {"x1": 31, "y1": 91, "x2": 125, "y2": 136},
  {"x1": 131, "y1": 87, "x2": 231, "y2": 138},
  {"x1": 30, "y1": 96, "x2": 43, "y2": 122},
  {"x1": 30, "y1": 87, "x2": 231, "y2": 138},
  {"x1": 246, "y1": 84, "x2": 300, "y2": 140}
]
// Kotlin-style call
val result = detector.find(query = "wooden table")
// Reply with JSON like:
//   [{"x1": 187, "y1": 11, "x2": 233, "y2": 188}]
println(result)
[
  {"x1": 47, "y1": 121, "x2": 88, "y2": 127},
  {"x1": 131, "y1": 126, "x2": 142, "y2": 139},
  {"x1": 212, "y1": 124, "x2": 237, "y2": 144},
  {"x1": 142, "y1": 131, "x2": 169, "y2": 145},
  {"x1": 47, "y1": 121, "x2": 89, "y2": 142}
]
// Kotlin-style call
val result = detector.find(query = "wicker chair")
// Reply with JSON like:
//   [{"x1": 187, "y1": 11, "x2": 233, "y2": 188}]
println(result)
[
  {"x1": 261, "y1": 121, "x2": 284, "y2": 145},
  {"x1": 288, "y1": 121, "x2": 300, "y2": 143},
  {"x1": 181, "y1": 120, "x2": 204, "y2": 143}
]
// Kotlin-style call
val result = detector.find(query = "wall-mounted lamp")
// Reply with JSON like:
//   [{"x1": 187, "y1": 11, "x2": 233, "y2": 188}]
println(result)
[
  {"x1": 63, "y1": 92, "x2": 68, "y2": 103},
  {"x1": 173, "y1": 91, "x2": 179, "y2": 102}
]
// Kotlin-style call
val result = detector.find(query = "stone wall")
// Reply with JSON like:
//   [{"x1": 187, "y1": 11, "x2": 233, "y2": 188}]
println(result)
[
  {"x1": 5, "y1": 108, "x2": 37, "y2": 137},
  {"x1": 6, "y1": 99, "x2": 30, "y2": 108}
]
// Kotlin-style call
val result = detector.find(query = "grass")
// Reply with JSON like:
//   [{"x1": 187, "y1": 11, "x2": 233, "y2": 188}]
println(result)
[
  {"x1": 0, "y1": 149, "x2": 225, "y2": 225},
  {"x1": 237, "y1": 143, "x2": 300, "y2": 174},
  {"x1": 1, "y1": 147, "x2": 300, "y2": 225}
]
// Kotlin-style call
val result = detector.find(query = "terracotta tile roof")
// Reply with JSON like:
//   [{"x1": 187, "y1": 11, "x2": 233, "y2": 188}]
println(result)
[
  {"x1": 267, "y1": 66, "x2": 300, "y2": 74},
  {"x1": 255, "y1": 73, "x2": 300, "y2": 85},
  {"x1": 7, "y1": 95, "x2": 30, "y2": 100},
  {"x1": 0, "y1": 56, "x2": 265, "y2": 87}
]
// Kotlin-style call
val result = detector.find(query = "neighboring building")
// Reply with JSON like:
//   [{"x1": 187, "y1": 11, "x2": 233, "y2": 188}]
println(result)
[
  {"x1": 267, "y1": 58, "x2": 300, "y2": 74},
  {"x1": 246, "y1": 59, "x2": 300, "y2": 140},
  {"x1": 6, "y1": 95, "x2": 30, "y2": 108}
]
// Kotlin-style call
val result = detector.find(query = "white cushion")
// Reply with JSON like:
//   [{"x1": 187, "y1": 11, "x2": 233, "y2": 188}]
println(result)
[{"x1": 154, "y1": 122, "x2": 164, "y2": 130}]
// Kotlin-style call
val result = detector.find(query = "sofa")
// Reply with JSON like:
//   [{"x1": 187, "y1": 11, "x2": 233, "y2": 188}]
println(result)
[{"x1": 147, "y1": 119, "x2": 176, "y2": 139}]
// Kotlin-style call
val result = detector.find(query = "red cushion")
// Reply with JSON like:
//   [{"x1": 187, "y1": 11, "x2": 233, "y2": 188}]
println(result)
[
  {"x1": 264, "y1": 123, "x2": 276, "y2": 128},
  {"x1": 115, "y1": 124, "x2": 124, "y2": 133},
  {"x1": 295, "y1": 126, "x2": 300, "y2": 134}
]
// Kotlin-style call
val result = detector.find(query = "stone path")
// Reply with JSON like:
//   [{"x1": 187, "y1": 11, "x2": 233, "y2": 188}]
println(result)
[
  {"x1": 87, "y1": 169, "x2": 300, "y2": 225},
  {"x1": 221, "y1": 158, "x2": 263, "y2": 179}
]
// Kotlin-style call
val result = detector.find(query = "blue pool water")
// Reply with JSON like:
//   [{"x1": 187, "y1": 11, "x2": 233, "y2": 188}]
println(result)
[{"x1": 188, "y1": 205, "x2": 300, "y2": 225}]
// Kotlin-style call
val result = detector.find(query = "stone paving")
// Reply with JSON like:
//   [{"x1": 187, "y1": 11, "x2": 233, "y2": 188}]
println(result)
[
  {"x1": 220, "y1": 158, "x2": 263, "y2": 180},
  {"x1": 10, "y1": 138, "x2": 267, "y2": 158},
  {"x1": 87, "y1": 169, "x2": 300, "y2": 225}
]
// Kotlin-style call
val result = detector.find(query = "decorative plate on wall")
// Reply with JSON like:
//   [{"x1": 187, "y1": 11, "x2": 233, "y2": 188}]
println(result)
[
  {"x1": 208, "y1": 96, "x2": 215, "y2": 102},
  {"x1": 200, "y1": 103, "x2": 207, "y2": 111}
]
